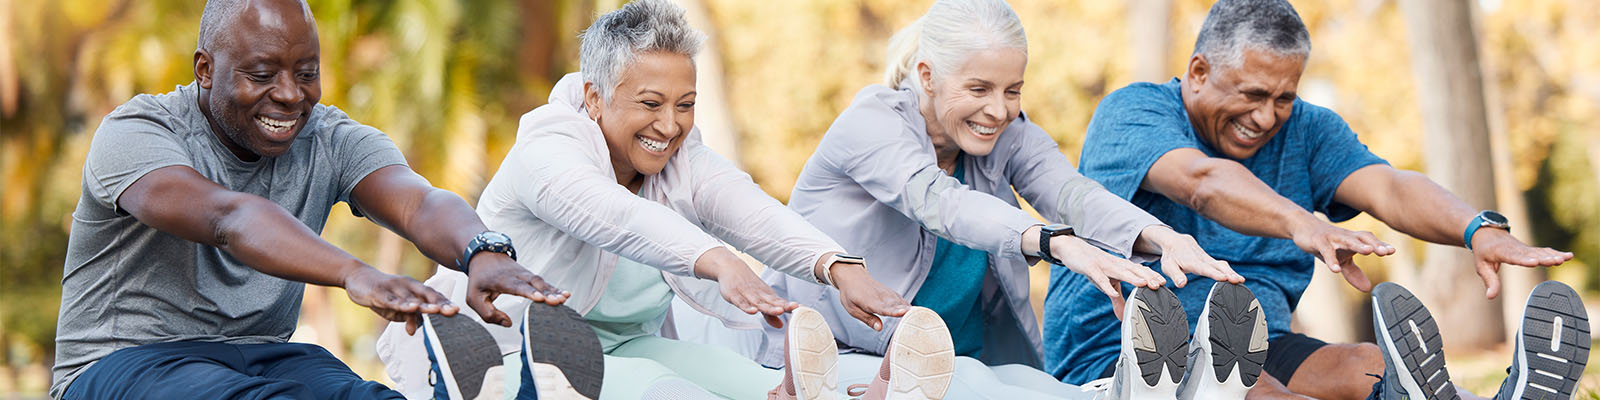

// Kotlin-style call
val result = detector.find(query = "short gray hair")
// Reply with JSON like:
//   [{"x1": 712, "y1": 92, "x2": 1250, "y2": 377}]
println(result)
[
  {"x1": 1192, "y1": 0, "x2": 1311, "y2": 70},
  {"x1": 579, "y1": 0, "x2": 705, "y2": 101},
  {"x1": 883, "y1": 0, "x2": 1027, "y2": 89},
  {"x1": 197, "y1": 0, "x2": 312, "y2": 51}
]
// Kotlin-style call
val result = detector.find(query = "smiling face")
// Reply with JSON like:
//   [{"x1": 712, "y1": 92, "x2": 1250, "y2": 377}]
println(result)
[
  {"x1": 1181, "y1": 47, "x2": 1305, "y2": 160},
  {"x1": 584, "y1": 51, "x2": 697, "y2": 187},
  {"x1": 917, "y1": 47, "x2": 1026, "y2": 160},
  {"x1": 193, "y1": 0, "x2": 320, "y2": 162}
]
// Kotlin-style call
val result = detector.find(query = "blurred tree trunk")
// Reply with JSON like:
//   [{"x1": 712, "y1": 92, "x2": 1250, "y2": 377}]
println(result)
[
  {"x1": 673, "y1": 0, "x2": 742, "y2": 162},
  {"x1": 1125, "y1": 0, "x2": 1173, "y2": 84},
  {"x1": 1399, "y1": 0, "x2": 1504, "y2": 350}
]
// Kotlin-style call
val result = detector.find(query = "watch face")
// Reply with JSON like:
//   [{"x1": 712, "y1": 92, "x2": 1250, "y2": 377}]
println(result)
[
  {"x1": 482, "y1": 231, "x2": 512, "y2": 244},
  {"x1": 1482, "y1": 211, "x2": 1508, "y2": 225},
  {"x1": 1043, "y1": 224, "x2": 1073, "y2": 235}
]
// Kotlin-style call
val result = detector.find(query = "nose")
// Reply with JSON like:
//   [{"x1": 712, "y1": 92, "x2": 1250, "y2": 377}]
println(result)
[
  {"x1": 268, "y1": 73, "x2": 305, "y2": 105},
  {"x1": 653, "y1": 108, "x2": 682, "y2": 138},
  {"x1": 1249, "y1": 102, "x2": 1276, "y2": 131},
  {"x1": 983, "y1": 94, "x2": 1006, "y2": 121}
]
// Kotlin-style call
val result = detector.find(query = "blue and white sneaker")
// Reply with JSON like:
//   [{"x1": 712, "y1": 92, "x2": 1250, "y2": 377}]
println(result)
[
  {"x1": 517, "y1": 302, "x2": 605, "y2": 399},
  {"x1": 1492, "y1": 281, "x2": 1590, "y2": 400},
  {"x1": 422, "y1": 313, "x2": 508, "y2": 400},
  {"x1": 1371, "y1": 282, "x2": 1458, "y2": 400}
]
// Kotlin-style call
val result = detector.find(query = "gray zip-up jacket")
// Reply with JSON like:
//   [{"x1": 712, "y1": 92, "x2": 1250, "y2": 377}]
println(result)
[{"x1": 762, "y1": 83, "x2": 1164, "y2": 368}]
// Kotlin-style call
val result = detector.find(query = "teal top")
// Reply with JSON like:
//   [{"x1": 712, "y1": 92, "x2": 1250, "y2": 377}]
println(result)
[
  {"x1": 583, "y1": 191, "x2": 677, "y2": 353},
  {"x1": 911, "y1": 156, "x2": 989, "y2": 358}
]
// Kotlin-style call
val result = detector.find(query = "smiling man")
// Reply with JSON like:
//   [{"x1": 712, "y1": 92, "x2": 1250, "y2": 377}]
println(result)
[
  {"x1": 1044, "y1": 0, "x2": 1579, "y2": 399},
  {"x1": 49, "y1": 0, "x2": 572, "y2": 399}
]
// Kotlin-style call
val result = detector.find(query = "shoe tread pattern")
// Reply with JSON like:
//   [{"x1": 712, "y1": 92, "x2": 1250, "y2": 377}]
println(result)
[
  {"x1": 1375, "y1": 284, "x2": 1459, "y2": 400},
  {"x1": 525, "y1": 304, "x2": 605, "y2": 399},
  {"x1": 1134, "y1": 286, "x2": 1190, "y2": 387},
  {"x1": 1513, "y1": 282, "x2": 1591, "y2": 400},
  {"x1": 889, "y1": 308, "x2": 955, "y2": 399},
  {"x1": 1208, "y1": 283, "x2": 1269, "y2": 387},
  {"x1": 430, "y1": 314, "x2": 502, "y2": 399}
]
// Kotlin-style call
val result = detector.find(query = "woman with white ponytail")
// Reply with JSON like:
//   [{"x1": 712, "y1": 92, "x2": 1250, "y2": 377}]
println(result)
[{"x1": 761, "y1": 0, "x2": 1243, "y2": 398}]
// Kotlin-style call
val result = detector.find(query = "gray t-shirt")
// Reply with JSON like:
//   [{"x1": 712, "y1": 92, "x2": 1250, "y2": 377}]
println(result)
[{"x1": 50, "y1": 83, "x2": 407, "y2": 397}]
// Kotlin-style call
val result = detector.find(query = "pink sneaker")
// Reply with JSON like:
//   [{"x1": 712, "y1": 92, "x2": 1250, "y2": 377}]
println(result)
[
  {"x1": 845, "y1": 307, "x2": 954, "y2": 400},
  {"x1": 769, "y1": 306, "x2": 839, "y2": 400}
]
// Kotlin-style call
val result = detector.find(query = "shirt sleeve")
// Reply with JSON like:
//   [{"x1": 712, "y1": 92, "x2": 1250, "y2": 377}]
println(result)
[
  {"x1": 83, "y1": 97, "x2": 196, "y2": 213},
  {"x1": 1299, "y1": 103, "x2": 1390, "y2": 222},
  {"x1": 682, "y1": 136, "x2": 837, "y2": 285},
  {"x1": 1077, "y1": 83, "x2": 1204, "y2": 201},
  {"x1": 321, "y1": 107, "x2": 410, "y2": 206},
  {"x1": 1006, "y1": 117, "x2": 1164, "y2": 260}
]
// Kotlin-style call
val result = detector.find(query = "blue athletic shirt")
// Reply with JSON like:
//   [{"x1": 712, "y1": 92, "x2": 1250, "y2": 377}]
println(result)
[{"x1": 1044, "y1": 78, "x2": 1388, "y2": 384}]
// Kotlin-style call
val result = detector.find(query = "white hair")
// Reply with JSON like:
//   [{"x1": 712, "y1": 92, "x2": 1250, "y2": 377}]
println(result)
[
  {"x1": 883, "y1": 0, "x2": 1027, "y2": 89},
  {"x1": 1192, "y1": 0, "x2": 1311, "y2": 70},
  {"x1": 578, "y1": 0, "x2": 705, "y2": 101}
]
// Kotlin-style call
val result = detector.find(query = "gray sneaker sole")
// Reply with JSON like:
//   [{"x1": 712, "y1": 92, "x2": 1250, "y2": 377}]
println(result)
[
  {"x1": 1501, "y1": 281, "x2": 1590, "y2": 400},
  {"x1": 1206, "y1": 282, "x2": 1268, "y2": 387},
  {"x1": 426, "y1": 313, "x2": 504, "y2": 400},
  {"x1": 524, "y1": 303, "x2": 605, "y2": 399},
  {"x1": 1132, "y1": 286, "x2": 1190, "y2": 387},
  {"x1": 1373, "y1": 282, "x2": 1459, "y2": 400}
]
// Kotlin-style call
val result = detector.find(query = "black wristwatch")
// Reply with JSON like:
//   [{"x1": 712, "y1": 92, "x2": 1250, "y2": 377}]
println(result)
[
  {"x1": 457, "y1": 231, "x2": 517, "y2": 273},
  {"x1": 1038, "y1": 224, "x2": 1075, "y2": 266}
]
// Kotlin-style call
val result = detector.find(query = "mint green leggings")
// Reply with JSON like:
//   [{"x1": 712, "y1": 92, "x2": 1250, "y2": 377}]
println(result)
[{"x1": 502, "y1": 335, "x2": 781, "y2": 399}]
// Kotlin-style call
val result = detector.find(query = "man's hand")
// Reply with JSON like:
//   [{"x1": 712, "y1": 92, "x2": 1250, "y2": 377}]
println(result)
[
  {"x1": 1139, "y1": 225, "x2": 1242, "y2": 287},
  {"x1": 1470, "y1": 229, "x2": 1573, "y2": 299},
  {"x1": 465, "y1": 253, "x2": 569, "y2": 328},
  {"x1": 695, "y1": 248, "x2": 799, "y2": 329},
  {"x1": 1290, "y1": 222, "x2": 1395, "y2": 292},
  {"x1": 1052, "y1": 235, "x2": 1165, "y2": 320},
  {"x1": 830, "y1": 263, "x2": 910, "y2": 331},
  {"x1": 342, "y1": 266, "x2": 458, "y2": 335}
]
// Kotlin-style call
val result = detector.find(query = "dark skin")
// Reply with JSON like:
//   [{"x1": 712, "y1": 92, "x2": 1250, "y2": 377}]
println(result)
[
  {"x1": 1147, "y1": 48, "x2": 1571, "y2": 400},
  {"x1": 129, "y1": 0, "x2": 567, "y2": 336}
]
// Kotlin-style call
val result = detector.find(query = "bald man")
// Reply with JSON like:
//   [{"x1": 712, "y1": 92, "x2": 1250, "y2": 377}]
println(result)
[{"x1": 49, "y1": 1, "x2": 570, "y2": 398}]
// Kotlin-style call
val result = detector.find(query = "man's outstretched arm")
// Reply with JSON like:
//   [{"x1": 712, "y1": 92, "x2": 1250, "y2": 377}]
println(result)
[
  {"x1": 1142, "y1": 148, "x2": 1396, "y2": 290},
  {"x1": 119, "y1": 165, "x2": 457, "y2": 332},
  {"x1": 348, "y1": 165, "x2": 568, "y2": 329},
  {"x1": 1331, "y1": 164, "x2": 1572, "y2": 298}
]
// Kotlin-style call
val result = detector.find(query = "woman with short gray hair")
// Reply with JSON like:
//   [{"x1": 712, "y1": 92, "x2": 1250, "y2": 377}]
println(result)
[
  {"x1": 377, "y1": 1, "x2": 913, "y2": 399},
  {"x1": 762, "y1": 0, "x2": 1242, "y2": 398}
]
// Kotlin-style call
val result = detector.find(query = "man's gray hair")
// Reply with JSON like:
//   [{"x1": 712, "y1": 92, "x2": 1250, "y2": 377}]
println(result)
[
  {"x1": 197, "y1": 0, "x2": 313, "y2": 51},
  {"x1": 1192, "y1": 0, "x2": 1311, "y2": 70},
  {"x1": 579, "y1": 0, "x2": 705, "y2": 101}
]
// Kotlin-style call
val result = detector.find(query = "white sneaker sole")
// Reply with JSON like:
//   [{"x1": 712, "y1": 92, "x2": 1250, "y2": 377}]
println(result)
[
  {"x1": 1180, "y1": 282, "x2": 1267, "y2": 400},
  {"x1": 787, "y1": 306, "x2": 839, "y2": 400},
  {"x1": 885, "y1": 307, "x2": 955, "y2": 399},
  {"x1": 1119, "y1": 286, "x2": 1188, "y2": 400}
]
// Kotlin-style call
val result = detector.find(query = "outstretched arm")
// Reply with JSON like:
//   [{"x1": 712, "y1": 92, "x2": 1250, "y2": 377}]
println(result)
[
  {"x1": 349, "y1": 165, "x2": 569, "y2": 330},
  {"x1": 1332, "y1": 165, "x2": 1571, "y2": 298},
  {"x1": 119, "y1": 165, "x2": 458, "y2": 334}
]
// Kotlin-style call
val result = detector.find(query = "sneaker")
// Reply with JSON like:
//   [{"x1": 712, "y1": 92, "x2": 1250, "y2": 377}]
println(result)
[
  {"x1": 1108, "y1": 285, "x2": 1189, "y2": 400},
  {"x1": 1371, "y1": 282, "x2": 1458, "y2": 400},
  {"x1": 845, "y1": 306, "x2": 955, "y2": 400},
  {"x1": 1493, "y1": 281, "x2": 1591, "y2": 400},
  {"x1": 518, "y1": 302, "x2": 604, "y2": 400},
  {"x1": 422, "y1": 313, "x2": 508, "y2": 400},
  {"x1": 767, "y1": 306, "x2": 839, "y2": 400},
  {"x1": 1177, "y1": 282, "x2": 1269, "y2": 400}
]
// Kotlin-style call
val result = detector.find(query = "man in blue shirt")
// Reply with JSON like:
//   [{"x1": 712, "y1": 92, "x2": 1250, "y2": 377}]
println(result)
[{"x1": 1045, "y1": 0, "x2": 1575, "y2": 399}]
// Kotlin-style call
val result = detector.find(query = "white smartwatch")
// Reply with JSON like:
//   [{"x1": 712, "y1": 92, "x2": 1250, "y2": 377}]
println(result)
[{"x1": 820, "y1": 253, "x2": 866, "y2": 287}]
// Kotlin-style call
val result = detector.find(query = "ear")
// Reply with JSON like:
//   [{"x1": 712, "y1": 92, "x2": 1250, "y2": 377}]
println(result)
[
  {"x1": 194, "y1": 50, "x2": 214, "y2": 89},
  {"x1": 917, "y1": 61, "x2": 935, "y2": 97},
  {"x1": 583, "y1": 81, "x2": 603, "y2": 121},
  {"x1": 1185, "y1": 54, "x2": 1210, "y2": 92}
]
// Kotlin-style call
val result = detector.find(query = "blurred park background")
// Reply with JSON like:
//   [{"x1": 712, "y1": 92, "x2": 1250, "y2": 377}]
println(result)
[{"x1": 4, "y1": 0, "x2": 1599, "y2": 397}]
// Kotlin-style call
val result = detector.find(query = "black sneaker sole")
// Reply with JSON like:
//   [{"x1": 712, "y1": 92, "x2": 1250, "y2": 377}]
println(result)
[
  {"x1": 1206, "y1": 282, "x2": 1268, "y2": 387},
  {"x1": 425, "y1": 313, "x2": 504, "y2": 400},
  {"x1": 523, "y1": 303, "x2": 605, "y2": 399},
  {"x1": 1504, "y1": 281, "x2": 1591, "y2": 400},
  {"x1": 1129, "y1": 285, "x2": 1191, "y2": 387},
  {"x1": 1373, "y1": 282, "x2": 1459, "y2": 400}
]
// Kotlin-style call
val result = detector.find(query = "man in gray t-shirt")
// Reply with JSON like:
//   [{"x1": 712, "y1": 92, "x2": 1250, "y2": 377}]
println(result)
[{"x1": 51, "y1": 0, "x2": 572, "y2": 398}]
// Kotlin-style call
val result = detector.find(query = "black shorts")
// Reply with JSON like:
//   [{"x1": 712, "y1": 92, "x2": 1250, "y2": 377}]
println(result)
[{"x1": 1098, "y1": 332, "x2": 1329, "y2": 385}]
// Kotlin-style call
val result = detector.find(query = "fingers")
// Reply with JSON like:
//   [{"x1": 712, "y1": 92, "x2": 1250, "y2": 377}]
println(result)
[
  {"x1": 466, "y1": 295, "x2": 512, "y2": 327},
  {"x1": 405, "y1": 314, "x2": 421, "y2": 336},
  {"x1": 1476, "y1": 259, "x2": 1502, "y2": 299},
  {"x1": 764, "y1": 313, "x2": 785, "y2": 330},
  {"x1": 1339, "y1": 261, "x2": 1373, "y2": 292},
  {"x1": 845, "y1": 302, "x2": 884, "y2": 331},
  {"x1": 1352, "y1": 231, "x2": 1394, "y2": 256},
  {"x1": 1107, "y1": 278, "x2": 1126, "y2": 321},
  {"x1": 1316, "y1": 243, "x2": 1342, "y2": 273},
  {"x1": 1159, "y1": 260, "x2": 1188, "y2": 288}
]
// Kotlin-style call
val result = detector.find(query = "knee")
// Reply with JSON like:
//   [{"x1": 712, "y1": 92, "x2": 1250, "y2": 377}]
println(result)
[{"x1": 1346, "y1": 343, "x2": 1384, "y2": 376}]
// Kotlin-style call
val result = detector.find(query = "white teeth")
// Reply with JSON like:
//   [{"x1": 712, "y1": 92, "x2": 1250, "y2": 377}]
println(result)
[
  {"x1": 638, "y1": 136, "x2": 668, "y2": 152},
  {"x1": 1232, "y1": 121, "x2": 1264, "y2": 140},
  {"x1": 967, "y1": 121, "x2": 998, "y2": 135},
  {"x1": 255, "y1": 116, "x2": 294, "y2": 133}
]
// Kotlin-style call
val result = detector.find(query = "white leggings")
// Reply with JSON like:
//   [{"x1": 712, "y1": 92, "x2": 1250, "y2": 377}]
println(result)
[{"x1": 835, "y1": 353, "x2": 1098, "y2": 400}]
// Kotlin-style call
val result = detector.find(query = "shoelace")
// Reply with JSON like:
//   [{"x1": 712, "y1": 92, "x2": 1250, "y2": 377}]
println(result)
[{"x1": 1080, "y1": 377, "x2": 1114, "y2": 393}]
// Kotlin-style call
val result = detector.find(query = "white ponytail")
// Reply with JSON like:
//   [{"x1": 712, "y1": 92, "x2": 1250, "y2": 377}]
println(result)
[{"x1": 881, "y1": 0, "x2": 1027, "y2": 90}]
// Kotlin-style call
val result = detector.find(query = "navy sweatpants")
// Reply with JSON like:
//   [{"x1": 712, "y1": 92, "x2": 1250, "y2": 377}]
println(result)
[{"x1": 64, "y1": 341, "x2": 404, "y2": 400}]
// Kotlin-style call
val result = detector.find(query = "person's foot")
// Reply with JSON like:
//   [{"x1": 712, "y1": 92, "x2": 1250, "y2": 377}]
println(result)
[
  {"x1": 1177, "y1": 282, "x2": 1269, "y2": 400},
  {"x1": 1492, "y1": 281, "x2": 1591, "y2": 400},
  {"x1": 422, "y1": 313, "x2": 507, "y2": 400},
  {"x1": 1371, "y1": 282, "x2": 1459, "y2": 400},
  {"x1": 518, "y1": 302, "x2": 604, "y2": 400},
  {"x1": 845, "y1": 306, "x2": 955, "y2": 400},
  {"x1": 767, "y1": 306, "x2": 839, "y2": 400},
  {"x1": 1106, "y1": 285, "x2": 1189, "y2": 400}
]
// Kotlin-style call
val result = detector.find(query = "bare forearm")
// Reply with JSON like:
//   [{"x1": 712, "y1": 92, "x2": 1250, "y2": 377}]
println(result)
[
  {"x1": 212, "y1": 195, "x2": 369, "y2": 287},
  {"x1": 1184, "y1": 165, "x2": 1322, "y2": 240},
  {"x1": 393, "y1": 188, "x2": 489, "y2": 269},
  {"x1": 1364, "y1": 171, "x2": 1477, "y2": 246}
]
